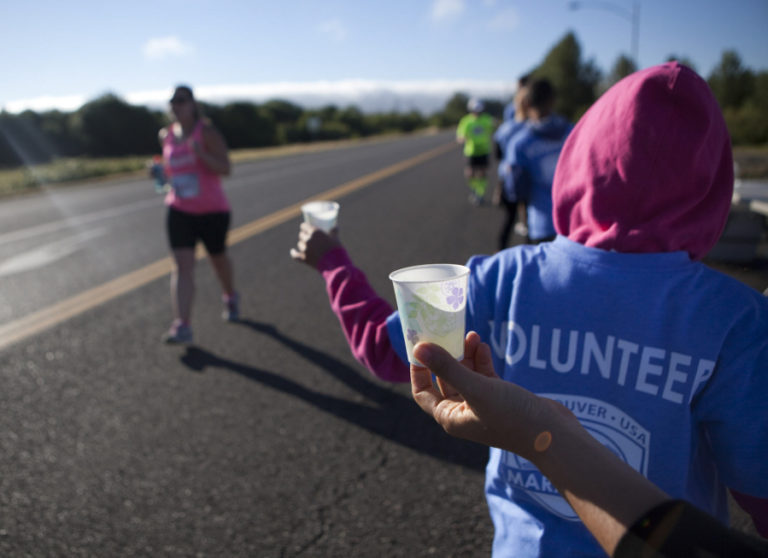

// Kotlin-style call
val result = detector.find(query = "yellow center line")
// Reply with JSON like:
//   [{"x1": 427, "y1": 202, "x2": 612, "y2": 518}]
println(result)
[{"x1": 0, "y1": 142, "x2": 455, "y2": 352}]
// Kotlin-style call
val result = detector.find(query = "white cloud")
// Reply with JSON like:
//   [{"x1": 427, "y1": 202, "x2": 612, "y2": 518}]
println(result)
[
  {"x1": 2, "y1": 94, "x2": 86, "y2": 113},
  {"x1": 183, "y1": 79, "x2": 515, "y2": 113},
  {"x1": 142, "y1": 36, "x2": 195, "y2": 60},
  {"x1": 431, "y1": 0, "x2": 465, "y2": 22},
  {"x1": 318, "y1": 19, "x2": 347, "y2": 42},
  {"x1": 3, "y1": 80, "x2": 516, "y2": 115},
  {"x1": 488, "y1": 8, "x2": 520, "y2": 31}
]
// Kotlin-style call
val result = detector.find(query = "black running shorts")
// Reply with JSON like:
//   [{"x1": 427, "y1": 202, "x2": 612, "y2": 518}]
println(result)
[
  {"x1": 467, "y1": 154, "x2": 489, "y2": 168},
  {"x1": 167, "y1": 207, "x2": 231, "y2": 255}
]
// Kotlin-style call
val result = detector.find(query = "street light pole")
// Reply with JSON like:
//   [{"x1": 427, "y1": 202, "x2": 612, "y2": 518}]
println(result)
[{"x1": 568, "y1": 1, "x2": 640, "y2": 65}]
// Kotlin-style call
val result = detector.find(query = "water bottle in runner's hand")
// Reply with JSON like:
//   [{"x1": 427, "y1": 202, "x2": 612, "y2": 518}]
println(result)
[{"x1": 150, "y1": 155, "x2": 167, "y2": 194}]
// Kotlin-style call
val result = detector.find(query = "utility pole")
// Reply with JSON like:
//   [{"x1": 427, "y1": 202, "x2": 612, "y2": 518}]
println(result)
[{"x1": 568, "y1": 1, "x2": 640, "y2": 65}]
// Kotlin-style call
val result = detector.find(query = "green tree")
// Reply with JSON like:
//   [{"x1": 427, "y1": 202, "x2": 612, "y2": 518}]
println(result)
[
  {"x1": 42, "y1": 110, "x2": 82, "y2": 157},
  {"x1": 198, "y1": 101, "x2": 223, "y2": 130},
  {"x1": 481, "y1": 99, "x2": 505, "y2": 120},
  {"x1": 216, "y1": 102, "x2": 277, "y2": 148},
  {"x1": 0, "y1": 112, "x2": 19, "y2": 166},
  {"x1": 708, "y1": 50, "x2": 754, "y2": 109},
  {"x1": 71, "y1": 94, "x2": 160, "y2": 157},
  {"x1": 338, "y1": 106, "x2": 368, "y2": 137},
  {"x1": 725, "y1": 104, "x2": 768, "y2": 145},
  {"x1": 0, "y1": 110, "x2": 56, "y2": 165},
  {"x1": 317, "y1": 120, "x2": 350, "y2": 141},
  {"x1": 431, "y1": 92, "x2": 470, "y2": 127},
  {"x1": 532, "y1": 32, "x2": 601, "y2": 121},
  {"x1": 445, "y1": 93, "x2": 469, "y2": 120},
  {"x1": 605, "y1": 54, "x2": 637, "y2": 88},
  {"x1": 749, "y1": 71, "x2": 768, "y2": 114},
  {"x1": 665, "y1": 55, "x2": 697, "y2": 73},
  {"x1": 0, "y1": 112, "x2": 37, "y2": 166},
  {"x1": 261, "y1": 99, "x2": 303, "y2": 124},
  {"x1": 723, "y1": 70, "x2": 768, "y2": 145},
  {"x1": 261, "y1": 99, "x2": 305, "y2": 144},
  {"x1": 317, "y1": 105, "x2": 340, "y2": 123},
  {"x1": 374, "y1": 110, "x2": 427, "y2": 133},
  {"x1": 0, "y1": 109, "x2": 88, "y2": 166}
]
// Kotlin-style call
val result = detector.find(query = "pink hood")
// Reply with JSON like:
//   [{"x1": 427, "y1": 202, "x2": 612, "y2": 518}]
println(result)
[{"x1": 552, "y1": 62, "x2": 733, "y2": 260}]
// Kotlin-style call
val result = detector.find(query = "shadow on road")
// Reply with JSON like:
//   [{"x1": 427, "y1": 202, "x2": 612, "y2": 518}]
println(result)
[{"x1": 178, "y1": 319, "x2": 487, "y2": 471}]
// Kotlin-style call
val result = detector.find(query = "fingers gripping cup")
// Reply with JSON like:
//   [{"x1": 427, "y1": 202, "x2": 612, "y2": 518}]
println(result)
[
  {"x1": 301, "y1": 201, "x2": 339, "y2": 232},
  {"x1": 389, "y1": 264, "x2": 470, "y2": 365}
]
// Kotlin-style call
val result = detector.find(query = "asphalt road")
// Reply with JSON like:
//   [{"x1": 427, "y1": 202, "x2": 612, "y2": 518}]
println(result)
[
  {"x1": 1, "y1": 132, "x2": 765, "y2": 556},
  {"x1": 0, "y1": 132, "x2": 501, "y2": 557}
]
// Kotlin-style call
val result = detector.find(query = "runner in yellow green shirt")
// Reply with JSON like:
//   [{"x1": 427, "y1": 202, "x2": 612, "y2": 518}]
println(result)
[{"x1": 456, "y1": 98, "x2": 495, "y2": 205}]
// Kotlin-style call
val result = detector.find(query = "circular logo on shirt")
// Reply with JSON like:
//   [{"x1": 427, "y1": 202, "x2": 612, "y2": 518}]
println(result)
[{"x1": 500, "y1": 394, "x2": 651, "y2": 521}]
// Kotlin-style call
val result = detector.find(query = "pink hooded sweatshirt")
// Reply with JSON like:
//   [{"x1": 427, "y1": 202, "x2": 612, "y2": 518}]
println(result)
[{"x1": 553, "y1": 62, "x2": 733, "y2": 260}]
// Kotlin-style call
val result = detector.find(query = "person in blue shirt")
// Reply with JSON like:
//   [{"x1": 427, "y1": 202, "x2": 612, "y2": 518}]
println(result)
[
  {"x1": 502, "y1": 78, "x2": 572, "y2": 242},
  {"x1": 502, "y1": 74, "x2": 530, "y2": 123},
  {"x1": 493, "y1": 80, "x2": 531, "y2": 250},
  {"x1": 291, "y1": 62, "x2": 768, "y2": 557},
  {"x1": 411, "y1": 334, "x2": 768, "y2": 558}
]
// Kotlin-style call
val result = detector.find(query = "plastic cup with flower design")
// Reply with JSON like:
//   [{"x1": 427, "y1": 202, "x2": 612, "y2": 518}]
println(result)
[
  {"x1": 301, "y1": 200, "x2": 339, "y2": 232},
  {"x1": 389, "y1": 263, "x2": 470, "y2": 365}
]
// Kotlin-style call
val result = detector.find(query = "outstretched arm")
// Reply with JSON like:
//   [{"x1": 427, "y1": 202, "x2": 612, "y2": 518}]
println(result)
[{"x1": 291, "y1": 224, "x2": 409, "y2": 382}]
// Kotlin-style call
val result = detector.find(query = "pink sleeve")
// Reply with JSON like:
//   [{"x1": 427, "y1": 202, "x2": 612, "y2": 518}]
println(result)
[
  {"x1": 316, "y1": 247, "x2": 410, "y2": 383},
  {"x1": 730, "y1": 489, "x2": 768, "y2": 538}
]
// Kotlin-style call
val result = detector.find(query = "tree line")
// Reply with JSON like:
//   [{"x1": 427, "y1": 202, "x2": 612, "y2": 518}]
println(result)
[
  {"x1": 1, "y1": 32, "x2": 765, "y2": 169},
  {"x1": 0, "y1": 96, "x2": 430, "y2": 168}
]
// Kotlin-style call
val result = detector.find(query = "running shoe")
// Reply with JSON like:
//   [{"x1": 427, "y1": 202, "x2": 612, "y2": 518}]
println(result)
[
  {"x1": 162, "y1": 321, "x2": 193, "y2": 344},
  {"x1": 222, "y1": 292, "x2": 240, "y2": 322}
]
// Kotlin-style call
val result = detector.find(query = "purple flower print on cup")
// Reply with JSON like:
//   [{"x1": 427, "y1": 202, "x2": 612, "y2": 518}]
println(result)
[
  {"x1": 445, "y1": 286, "x2": 465, "y2": 310},
  {"x1": 407, "y1": 328, "x2": 420, "y2": 344}
]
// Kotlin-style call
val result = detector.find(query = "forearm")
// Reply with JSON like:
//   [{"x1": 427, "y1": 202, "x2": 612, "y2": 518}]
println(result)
[
  {"x1": 318, "y1": 247, "x2": 409, "y2": 383},
  {"x1": 533, "y1": 414, "x2": 668, "y2": 556},
  {"x1": 196, "y1": 148, "x2": 230, "y2": 175}
]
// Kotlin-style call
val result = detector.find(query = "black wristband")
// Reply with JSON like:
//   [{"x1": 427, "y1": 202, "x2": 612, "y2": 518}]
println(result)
[{"x1": 614, "y1": 499, "x2": 768, "y2": 558}]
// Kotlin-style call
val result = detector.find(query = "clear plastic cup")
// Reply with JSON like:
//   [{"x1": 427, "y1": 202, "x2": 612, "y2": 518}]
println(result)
[
  {"x1": 389, "y1": 263, "x2": 470, "y2": 365},
  {"x1": 301, "y1": 201, "x2": 339, "y2": 232}
]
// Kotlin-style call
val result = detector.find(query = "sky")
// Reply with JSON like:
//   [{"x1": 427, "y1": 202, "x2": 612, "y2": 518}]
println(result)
[{"x1": 1, "y1": 0, "x2": 767, "y2": 114}]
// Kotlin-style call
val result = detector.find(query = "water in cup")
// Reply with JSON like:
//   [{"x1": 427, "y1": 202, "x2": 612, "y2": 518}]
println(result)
[{"x1": 389, "y1": 263, "x2": 470, "y2": 365}]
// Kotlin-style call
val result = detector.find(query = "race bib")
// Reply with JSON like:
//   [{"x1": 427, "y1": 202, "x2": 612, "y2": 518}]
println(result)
[{"x1": 171, "y1": 173, "x2": 200, "y2": 199}]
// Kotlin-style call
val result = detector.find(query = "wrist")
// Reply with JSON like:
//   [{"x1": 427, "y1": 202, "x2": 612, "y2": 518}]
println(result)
[
  {"x1": 519, "y1": 401, "x2": 595, "y2": 476},
  {"x1": 316, "y1": 246, "x2": 349, "y2": 272}
]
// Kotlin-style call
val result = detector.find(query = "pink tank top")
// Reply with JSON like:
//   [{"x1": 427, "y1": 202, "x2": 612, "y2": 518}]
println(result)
[{"x1": 163, "y1": 120, "x2": 230, "y2": 214}]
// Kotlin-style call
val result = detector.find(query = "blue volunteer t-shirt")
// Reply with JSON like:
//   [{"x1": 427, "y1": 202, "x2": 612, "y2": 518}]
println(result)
[{"x1": 387, "y1": 236, "x2": 768, "y2": 557}]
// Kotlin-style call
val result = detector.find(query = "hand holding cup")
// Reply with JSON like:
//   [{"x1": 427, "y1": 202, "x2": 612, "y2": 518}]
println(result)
[{"x1": 290, "y1": 222, "x2": 340, "y2": 269}]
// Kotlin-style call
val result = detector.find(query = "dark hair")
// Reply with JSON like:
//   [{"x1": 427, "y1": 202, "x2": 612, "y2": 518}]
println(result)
[
  {"x1": 173, "y1": 84, "x2": 194, "y2": 100},
  {"x1": 518, "y1": 74, "x2": 531, "y2": 87},
  {"x1": 529, "y1": 79, "x2": 555, "y2": 111},
  {"x1": 171, "y1": 84, "x2": 201, "y2": 120}
]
